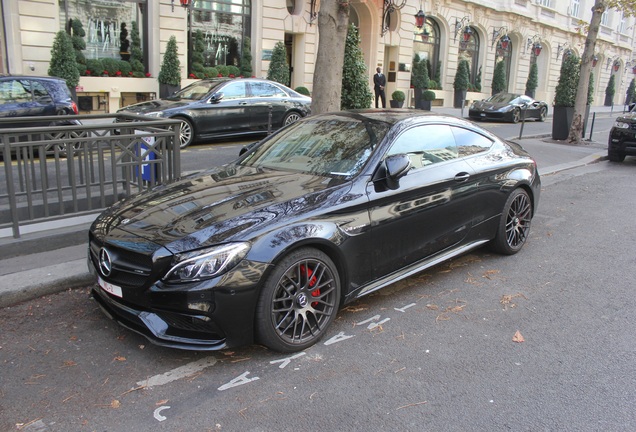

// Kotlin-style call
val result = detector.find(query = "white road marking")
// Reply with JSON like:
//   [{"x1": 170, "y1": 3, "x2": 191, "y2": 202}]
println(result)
[
  {"x1": 136, "y1": 357, "x2": 217, "y2": 388},
  {"x1": 218, "y1": 371, "x2": 260, "y2": 391},
  {"x1": 323, "y1": 331, "x2": 355, "y2": 345},
  {"x1": 270, "y1": 352, "x2": 306, "y2": 369},
  {"x1": 154, "y1": 406, "x2": 170, "y2": 422},
  {"x1": 395, "y1": 303, "x2": 416, "y2": 312}
]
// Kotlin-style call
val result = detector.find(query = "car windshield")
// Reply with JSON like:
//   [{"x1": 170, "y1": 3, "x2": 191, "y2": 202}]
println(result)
[
  {"x1": 171, "y1": 80, "x2": 226, "y2": 100},
  {"x1": 240, "y1": 115, "x2": 390, "y2": 177},
  {"x1": 487, "y1": 93, "x2": 519, "y2": 104}
]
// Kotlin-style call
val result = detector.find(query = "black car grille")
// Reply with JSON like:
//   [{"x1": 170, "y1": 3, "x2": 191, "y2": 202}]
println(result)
[
  {"x1": 89, "y1": 236, "x2": 160, "y2": 289},
  {"x1": 158, "y1": 311, "x2": 224, "y2": 339}
]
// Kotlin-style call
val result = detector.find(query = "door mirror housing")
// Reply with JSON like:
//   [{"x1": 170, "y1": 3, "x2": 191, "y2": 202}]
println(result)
[
  {"x1": 372, "y1": 154, "x2": 411, "y2": 191},
  {"x1": 210, "y1": 93, "x2": 224, "y2": 104}
]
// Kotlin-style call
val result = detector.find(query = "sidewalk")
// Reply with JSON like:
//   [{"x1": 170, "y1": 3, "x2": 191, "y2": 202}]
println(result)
[{"x1": 0, "y1": 106, "x2": 616, "y2": 308}]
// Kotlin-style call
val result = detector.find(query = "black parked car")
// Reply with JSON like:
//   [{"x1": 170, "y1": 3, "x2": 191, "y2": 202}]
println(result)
[
  {"x1": 88, "y1": 110, "x2": 541, "y2": 353},
  {"x1": 117, "y1": 78, "x2": 311, "y2": 149},
  {"x1": 0, "y1": 75, "x2": 78, "y2": 123},
  {"x1": 608, "y1": 102, "x2": 636, "y2": 162},
  {"x1": 469, "y1": 92, "x2": 548, "y2": 123}
]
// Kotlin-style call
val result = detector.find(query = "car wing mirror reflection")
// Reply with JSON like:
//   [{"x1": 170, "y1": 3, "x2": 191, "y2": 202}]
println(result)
[{"x1": 372, "y1": 154, "x2": 412, "y2": 191}]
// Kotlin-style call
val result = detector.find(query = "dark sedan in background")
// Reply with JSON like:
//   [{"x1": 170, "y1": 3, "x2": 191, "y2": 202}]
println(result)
[
  {"x1": 469, "y1": 92, "x2": 548, "y2": 123},
  {"x1": 608, "y1": 102, "x2": 636, "y2": 162},
  {"x1": 117, "y1": 78, "x2": 311, "y2": 148},
  {"x1": 89, "y1": 110, "x2": 540, "y2": 353}
]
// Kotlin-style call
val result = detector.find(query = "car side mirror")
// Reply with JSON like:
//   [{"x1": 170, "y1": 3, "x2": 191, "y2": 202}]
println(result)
[
  {"x1": 210, "y1": 93, "x2": 224, "y2": 104},
  {"x1": 372, "y1": 154, "x2": 411, "y2": 191}
]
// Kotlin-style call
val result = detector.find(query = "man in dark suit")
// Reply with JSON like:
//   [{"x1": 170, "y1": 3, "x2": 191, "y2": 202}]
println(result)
[{"x1": 373, "y1": 67, "x2": 386, "y2": 108}]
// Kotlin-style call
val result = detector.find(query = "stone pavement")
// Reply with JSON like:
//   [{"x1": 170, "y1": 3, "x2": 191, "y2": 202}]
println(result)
[{"x1": 0, "y1": 105, "x2": 621, "y2": 308}]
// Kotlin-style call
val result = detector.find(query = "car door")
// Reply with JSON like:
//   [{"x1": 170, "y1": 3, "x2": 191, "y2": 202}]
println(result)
[
  {"x1": 196, "y1": 80, "x2": 250, "y2": 136},
  {"x1": 366, "y1": 123, "x2": 479, "y2": 279},
  {"x1": 246, "y1": 81, "x2": 289, "y2": 131}
]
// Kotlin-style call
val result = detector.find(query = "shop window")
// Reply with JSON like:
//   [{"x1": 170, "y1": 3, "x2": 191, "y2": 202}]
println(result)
[
  {"x1": 413, "y1": 18, "x2": 441, "y2": 89},
  {"x1": 458, "y1": 26, "x2": 480, "y2": 90}
]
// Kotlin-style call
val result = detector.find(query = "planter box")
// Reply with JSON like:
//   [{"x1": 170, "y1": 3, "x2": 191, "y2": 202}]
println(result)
[
  {"x1": 390, "y1": 100, "x2": 404, "y2": 108},
  {"x1": 552, "y1": 106, "x2": 574, "y2": 140},
  {"x1": 454, "y1": 90, "x2": 467, "y2": 108}
]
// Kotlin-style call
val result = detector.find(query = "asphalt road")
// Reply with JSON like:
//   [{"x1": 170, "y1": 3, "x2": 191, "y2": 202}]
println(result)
[{"x1": 2, "y1": 158, "x2": 635, "y2": 431}]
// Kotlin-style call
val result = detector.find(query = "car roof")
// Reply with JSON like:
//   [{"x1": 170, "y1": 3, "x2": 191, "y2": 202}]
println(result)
[
  {"x1": 314, "y1": 109, "x2": 474, "y2": 127},
  {"x1": 0, "y1": 75, "x2": 68, "y2": 83}
]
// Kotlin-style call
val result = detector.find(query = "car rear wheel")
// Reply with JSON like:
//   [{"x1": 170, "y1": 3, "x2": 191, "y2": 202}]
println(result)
[
  {"x1": 491, "y1": 188, "x2": 532, "y2": 255},
  {"x1": 176, "y1": 118, "x2": 194, "y2": 149},
  {"x1": 283, "y1": 112, "x2": 302, "y2": 126},
  {"x1": 255, "y1": 247, "x2": 340, "y2": 352},
  {"x1": 539, "y1": 107, "x2": 547, "y2": 122},
  {"x1": 511, "y1": 108, "x2": 521, "y2": 123}
]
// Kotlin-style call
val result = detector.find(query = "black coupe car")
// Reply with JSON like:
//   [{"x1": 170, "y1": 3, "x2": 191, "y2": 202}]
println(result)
[
  {"x1": 469, "y1": 92, "x2": 548, "y2": 123},
  {"x1": 88, "y1": 110, "x2": 541, "y2": 353},
  {"x1": 117, "y1": 78, "x2": 311, "y2": 148},
  {"x1": 608, "y1": 102, "x2": 636, "y2": 162}
]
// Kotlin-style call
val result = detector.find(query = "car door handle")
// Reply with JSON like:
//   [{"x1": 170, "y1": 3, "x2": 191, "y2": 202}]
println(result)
[
  {"x1": 454, "y1": 172, "x2": 470, "y2": 182},
  {"x1": 238, "y1": 102, "x2": 248, "y2": 105}
]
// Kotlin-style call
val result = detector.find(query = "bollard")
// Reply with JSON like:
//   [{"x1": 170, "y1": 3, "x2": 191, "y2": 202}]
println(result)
[
  {"x1": 518, "y1": 106, "x2": 528, "y2": 140},
  {"x1": 586, "y1": 112, "x2": 596, "y2": 142}
]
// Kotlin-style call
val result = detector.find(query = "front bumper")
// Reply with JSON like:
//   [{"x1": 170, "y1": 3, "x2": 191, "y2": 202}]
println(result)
[
  {"x1": 468, "y1": 109, "x2": 508, "y2": 121},
  {"x1": 609, "y1": 127, "x2": 636, "y2": 156},
  {"x1": 89, "y1": 255, "x2": 268, "y2": 351}
]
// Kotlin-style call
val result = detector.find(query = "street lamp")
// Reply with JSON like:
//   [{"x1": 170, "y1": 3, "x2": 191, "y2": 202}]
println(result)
[
  {"x1": 592, "y1": 55, "x2": 598, "y2": 67},
  {"x1": 525, "y1": 35, "x2": 542, "y2": 56},
  {"x1": 415, "y1": 9, "x2": 426, "y2": 29},
  {"x1": 453, "y1": 16, "x2": 471, "y2": 42}
]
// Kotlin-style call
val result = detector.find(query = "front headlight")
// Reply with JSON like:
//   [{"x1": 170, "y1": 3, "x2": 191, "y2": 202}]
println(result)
[
  {"x1": 164, "y1": 242, "x2": 250, "y2": 283},
  {"x1": 145, "y1": 111, "x2": 166, "y2": 118},
  {"x1": 613, "y1": 120, "x2": 630, "y2": 129}
]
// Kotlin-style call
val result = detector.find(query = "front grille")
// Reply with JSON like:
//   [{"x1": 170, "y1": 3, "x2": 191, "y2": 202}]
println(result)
[{"x1": 158, "y1": 310, "x2": 224, "y2": 339}]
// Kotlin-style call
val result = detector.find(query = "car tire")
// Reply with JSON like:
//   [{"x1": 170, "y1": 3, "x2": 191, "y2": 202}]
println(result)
[
  {"x1": 511, "y1": 108, "x2": 521, "y2": 124},
  {"x1": 255, "y1": 247, "x2": 341, "y2": 353},
  {"x1": 175, "y1": 117, "x2": 194, "y2": 149},
  {"x1": 490, "y1": 188, "x2": 533, "y2": 255},
  {"x1": 608, "y1": 147, "x2": 625, "y2": 162},
  {"x1": 539, "y1": 107, "x2": 547, "y2": 122},
  {"x1": 283, "y1": 111, "x2": 302, "y2": 126}
]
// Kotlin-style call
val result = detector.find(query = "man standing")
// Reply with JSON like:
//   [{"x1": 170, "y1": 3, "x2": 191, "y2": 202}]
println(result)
[{"x1": 373, "y1": 67, "x2": 386, "y2": 108}]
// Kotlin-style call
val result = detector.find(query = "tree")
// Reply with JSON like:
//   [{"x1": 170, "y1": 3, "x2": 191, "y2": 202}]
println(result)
[
  {"x1": 411, "y1": 54, "x2": 429, "y2": 89},
  {"x1": 475, "y1": 66, "x2": 482, "y2": 92},
  {"x1": 240, "y1": 37, "x2": 253, "y2": 77},
  {"x1": 341, "y1": 24, "x2": 373, "y2": 109},
  {"x1": 191, "y1": 30, "x2": 206, "y2": 77},
  {"x1": 491, "y1": 61, "x2": 507, "y2": 95},
  {"x1": 267, "y1": 42, "x2": 290, "y2": 86},
  {"x1": 604, "y1": 74, "x2": 616, "y2": 106},
  {"x1": 69, "y1": 19, "x2": 86, "y2": 76},
  {"x1": 453, "y1": 60, "x2": 469, "y2": 92},
  {"x1": 525, "y1": 62, "x2": 538, "y2": 97},
  {"x1": 158, "y1": 36, "x2": 181, "y2": 86},
  {"x1": 49, "y1": 30, "x2": 80, "y2": 93},
  {"x1": 130, "y1": 21, "x2": 145, "y2": 76},
  {"x1": 311, "y1": 0, "x2": 349, "y2": 114},
  {"x1": 555, "y1": 54, "x2": 580, "y2": 107},
  {"x1": 568, "y1": 0, "x2": 636, "y2": 143},
  {"x1": 627, "y1": 78, "x2": 636, "y2": 104},
  {"x1": 119, "y1": 23, "x2": 130, "y2": 60}
]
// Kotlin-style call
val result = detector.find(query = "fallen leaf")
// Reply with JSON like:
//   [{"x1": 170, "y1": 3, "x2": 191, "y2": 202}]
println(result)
[
  {"x1": 426, "y1": 304, "x2": 439, "y2": 311},
  {"x1": 114, "y1": 356, "x2": 126, "y2": 362},
  {"x1": 111, "y1": 400, "x2": 121, "y2": 409},
  {"x1": 61, "y1": 360, "x2": 77, "y2": 368},
  {"x1": 512, "y1": 330, "x2": 525, "y2": 343},
  {"x1": 156, "y1": 399, "x2": 169, "y2": 406}
]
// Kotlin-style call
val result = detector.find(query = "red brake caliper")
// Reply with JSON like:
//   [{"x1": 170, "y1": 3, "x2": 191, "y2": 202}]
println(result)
[{"x1": 300, "y1": 264, "x2": 320, "y2": 307}]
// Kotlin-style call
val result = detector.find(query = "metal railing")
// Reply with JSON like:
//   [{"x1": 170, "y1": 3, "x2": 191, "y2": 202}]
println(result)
[{"x1": 1, "y1": 113, "x2": 181, "y2": 238}]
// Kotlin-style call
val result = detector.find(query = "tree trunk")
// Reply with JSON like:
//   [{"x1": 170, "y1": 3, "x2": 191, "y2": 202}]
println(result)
[
  {"x1": 311, "y1": 0, "x2": 349, "y2": 115},
  {"x1": 567, "y1": 1, "x2": 604, "y2": 144}
]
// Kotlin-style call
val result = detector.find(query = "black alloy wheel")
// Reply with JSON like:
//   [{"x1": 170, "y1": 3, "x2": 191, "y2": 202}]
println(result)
[
  {"x1": 491, "y1": 188, "x2": 532, "y2": 255},
  {"x1": 255, "y1": 248, "x2": 341, "y2": 352}
]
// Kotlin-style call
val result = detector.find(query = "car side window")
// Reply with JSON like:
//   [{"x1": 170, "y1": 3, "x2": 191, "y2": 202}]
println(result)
[
  {"x1": 221, "y1": 82, "x2": 247, "y2": 100},
  {"x1": 387, "y1": 124, "x2": 458, "y2": 169},
  {"x1": 451, "y1": 127, "x2": 493, "y2": 157},
  {"x1": 0, "y1": 79, "x2": 31, "y2": 103},
  {"x1": 250, "y1": 82, "x2": 286, "y2": 98},
  {"x1": 31, "y1": 81, "x2": 52, "y2": 103}
]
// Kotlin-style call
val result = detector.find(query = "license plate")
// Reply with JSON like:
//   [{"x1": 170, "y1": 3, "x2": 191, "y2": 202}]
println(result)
[
  {"x1": 98, "y1": 276, "x2": 123, "y2": 298},
  {"x1": 480, "y1": 113, "x2": 486, "y2": 117}
]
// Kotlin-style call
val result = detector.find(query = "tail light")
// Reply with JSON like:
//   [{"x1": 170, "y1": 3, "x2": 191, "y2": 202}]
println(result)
[{"x1": 71, "y1": 101, "x2": 79, "y2": 114}]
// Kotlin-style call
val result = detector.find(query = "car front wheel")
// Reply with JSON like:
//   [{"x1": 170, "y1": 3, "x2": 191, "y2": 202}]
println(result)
[
  {"x1": 539, "y1": 107, "x2": 547, "y2": 122},
  {"x1": 255, "y1": 247, "x2": 341, "y2": 352},
  {"x1": 511, "y1": 108, "x2": 521, "y2": 123},
  {"x1": 608, "y1": 145, "x2": 625, "y2": 162},
  {"x1": 491, "y1": 188, "x2": 533, "y2": 255}
]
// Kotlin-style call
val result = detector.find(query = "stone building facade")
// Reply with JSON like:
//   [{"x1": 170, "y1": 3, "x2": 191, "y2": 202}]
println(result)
[{"x1": 1, "y1": 0, "x2": 634, "y2": 112}]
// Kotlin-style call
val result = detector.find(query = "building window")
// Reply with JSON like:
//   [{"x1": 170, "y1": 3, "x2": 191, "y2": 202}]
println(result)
[
  {"x1": 601, "y1": 10, "x2": 609, "y2": 26},
  {"x1": 59, "y1": 0, "x2": 147, "y2": 64},
  {"x1": 413, "y1": 18, "x2": 441, "y2": 88},
  {"x1": 458, "y1": 26, "x2": 480, "y2": 90},
  {"x1": 570, "y1": 0, "x2": 580, "y2": 17},
  {"x1": 619, "y1": 15, "x2": 627, "y2": 33},
  {"x1": 188, "y1": 0, "x2": 251, "y2": 72},
  {"x1": 537, "y1": 0, "x2": 552, "y2": 7}
]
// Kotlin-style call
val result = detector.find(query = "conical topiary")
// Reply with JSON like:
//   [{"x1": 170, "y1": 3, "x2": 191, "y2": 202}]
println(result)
[
  {"x1": 525, "y1": 62, "x2": 538, "y2": 97},
  {"x1": 555, "y1": 54, "x2": 580, "y2": 107},
  {"x1": 341, "y1": 24, "x2": 373, "y2": 109},
  {"x1": 411, "y1": 54, "x2": 429, "y2": 89},
  {"x1": 267, "y1": 41, "x2": 289, "y2": 86},
  {"x1": 130, "y1": 21, "x2": 145, "y2": 76},
  {"x1": 453, "y1": 59, "x2": 469, "y2": 91},
  {"x1": 627, "y1": 78, "x2": 636, "y2": 104},
  {"x1": 49, "y1": 30, "x2": 80, "y2": 91},
  {"x1": 240, "y1": 37, "x2": 253, "y2": 77},
  {"x1": 491, "y1": 61, "x2": 507, "y2": 95},
  {"x1": 158, "y1": 36, "x2": 181, "y2": 86}
]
